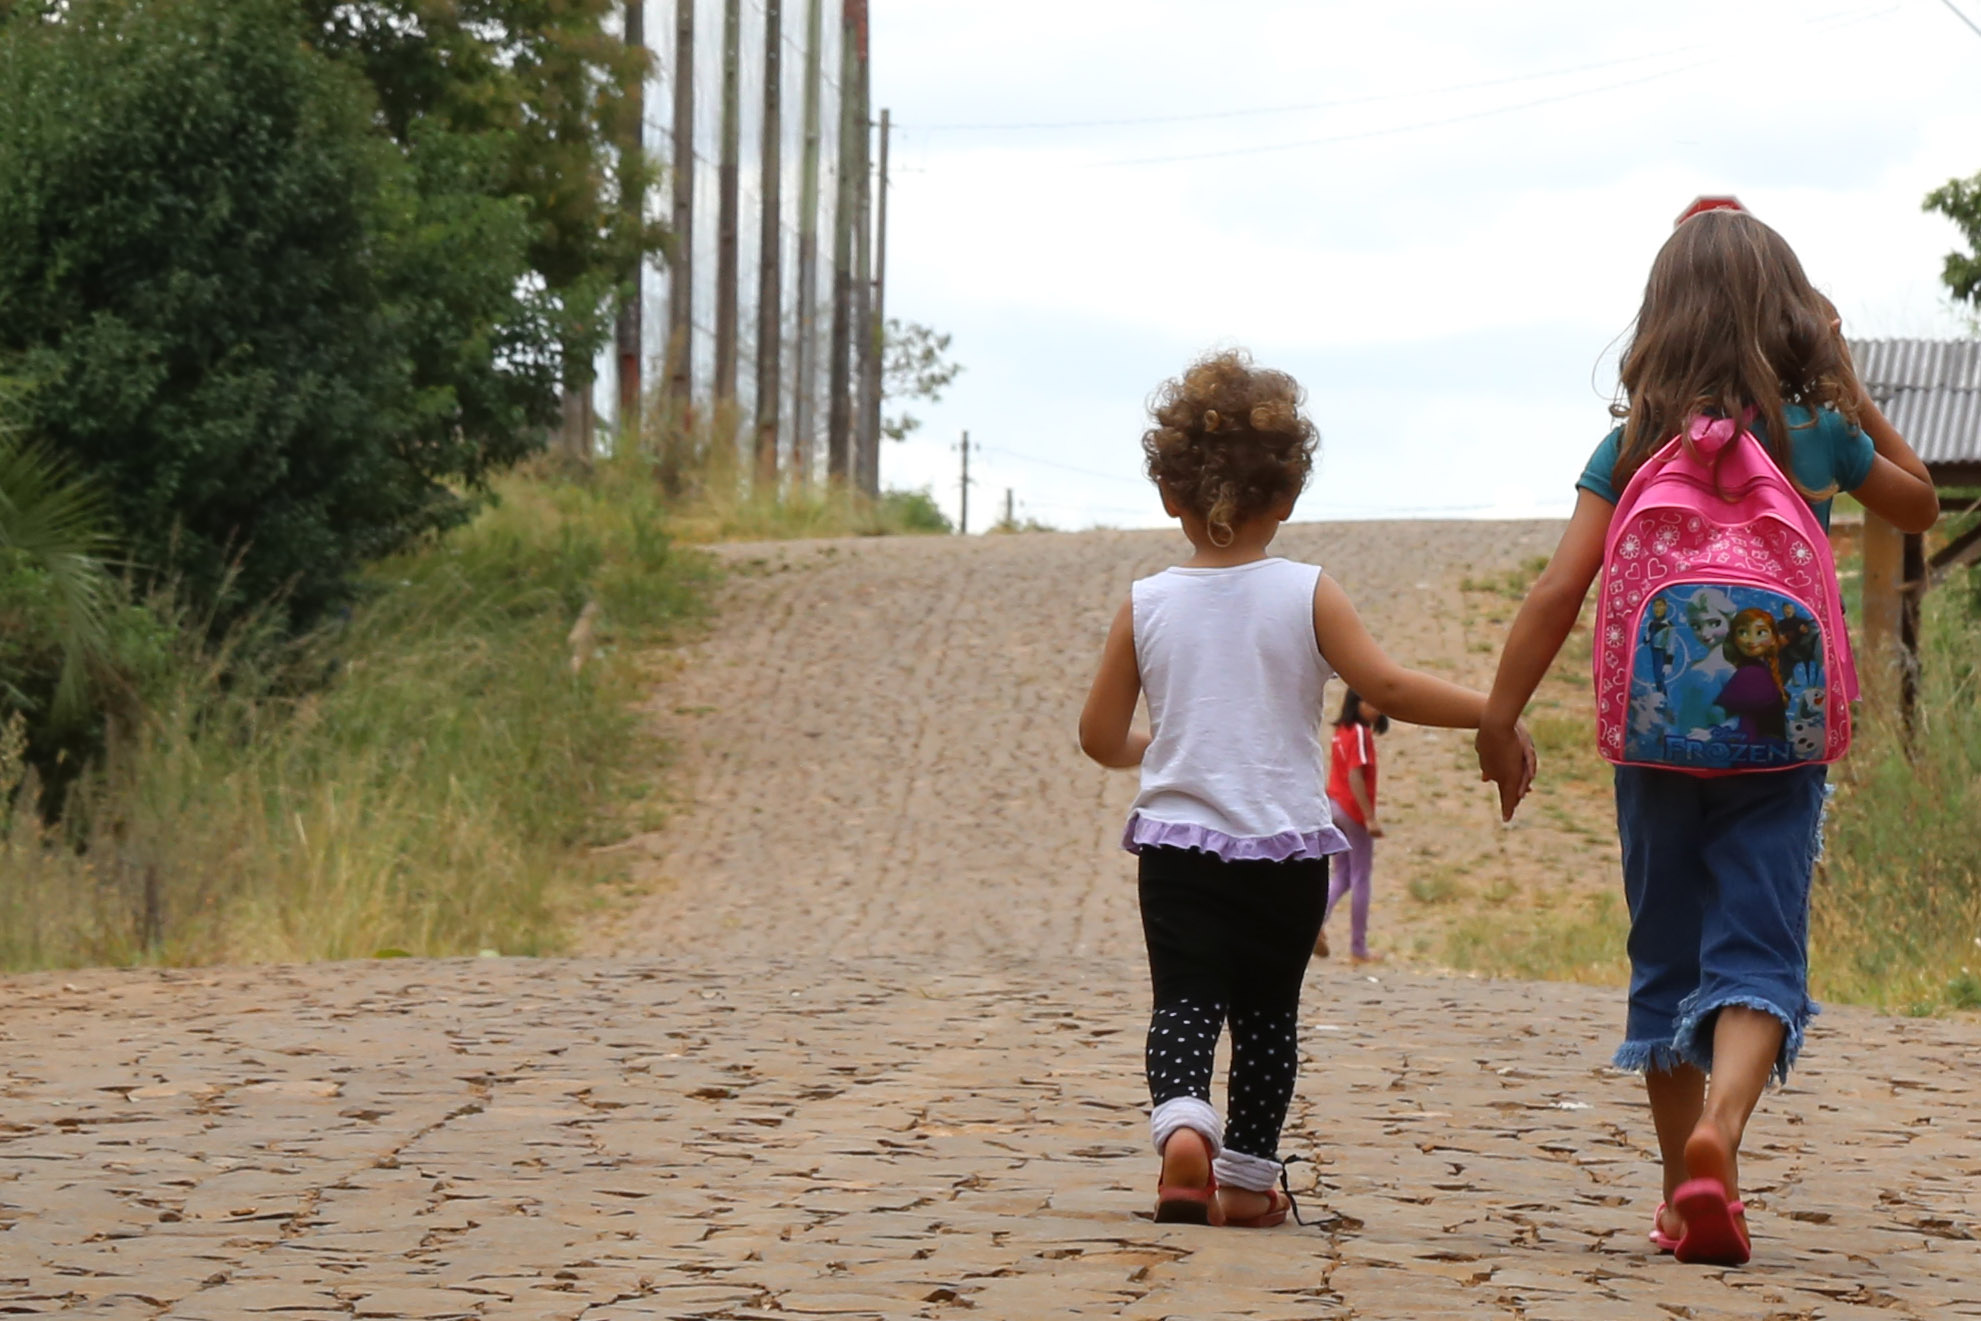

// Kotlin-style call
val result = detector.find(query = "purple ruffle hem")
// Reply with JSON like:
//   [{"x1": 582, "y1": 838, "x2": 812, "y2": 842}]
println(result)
[{"x1": 1122, "y1": 814, "x2": 1349, "y2": 863}]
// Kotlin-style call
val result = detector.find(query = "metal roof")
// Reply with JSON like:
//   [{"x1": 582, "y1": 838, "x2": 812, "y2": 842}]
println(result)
[{"x1": 1847, "y1": 338, "x2": 1981, "y2": 469}]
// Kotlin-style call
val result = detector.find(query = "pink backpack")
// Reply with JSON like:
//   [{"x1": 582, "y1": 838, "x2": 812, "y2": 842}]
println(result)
[{"x1": 1592, "y1": 414, "x2": 1857, "y2": 774}]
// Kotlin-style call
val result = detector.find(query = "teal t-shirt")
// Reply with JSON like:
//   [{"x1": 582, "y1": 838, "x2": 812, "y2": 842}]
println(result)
[{"x1": 1576, "y1": 405, "x2": 1874, "y2": 530}]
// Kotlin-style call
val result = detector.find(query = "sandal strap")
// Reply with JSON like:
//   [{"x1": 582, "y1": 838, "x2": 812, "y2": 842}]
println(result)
[{"x1": 1278, "y1": 1155, "x2": 1313, "y2": 1229}]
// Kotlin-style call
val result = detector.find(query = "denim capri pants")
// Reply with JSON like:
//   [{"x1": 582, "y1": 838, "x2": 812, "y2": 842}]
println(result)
[{"x1": 1612, "y1": 764, "x2": 1828, "y2": 1082}]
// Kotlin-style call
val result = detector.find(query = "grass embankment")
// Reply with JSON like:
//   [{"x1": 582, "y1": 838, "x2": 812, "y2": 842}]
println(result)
[
  {"x1": 642, "y1": 409, "x2": 954, "y2": 543},
  {"x1": 1435, "y1": 556, "x2": 1631, "y2": 986},
  {"x1": 666, "y1": 479, "x2": 952, "y2": 544},
  {"x1": 1814, "y1": 583, "x2": 1981, "y2": 1014},
  {"x1": 0, "y1": 464, "x2": 711, "y2": 970},
  {"x1": 1427, "y1": 531, "x2": 1981, "y2": 1014}
]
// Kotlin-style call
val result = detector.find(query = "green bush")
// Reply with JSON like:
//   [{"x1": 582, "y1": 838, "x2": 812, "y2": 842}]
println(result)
[
  {"x1": 0, "y1": 422, "x2": 182, "y2": 805},
  {"x1": 0, "y1": 0, "x2": 557, "y2": 628},
  {"x1": 879, "y1": 488, "x2": 956, "y2": 535}
]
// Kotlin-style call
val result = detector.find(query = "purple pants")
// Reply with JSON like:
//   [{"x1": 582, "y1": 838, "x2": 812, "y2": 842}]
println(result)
[{"x1": 1325, "y1": 812, "x2": 1375, "y2": 959}]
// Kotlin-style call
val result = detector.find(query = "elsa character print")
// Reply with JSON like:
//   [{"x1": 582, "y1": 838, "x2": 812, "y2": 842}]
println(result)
[{"x1": 1663, "y1": 588, "x2": 1736, "y2": 735}]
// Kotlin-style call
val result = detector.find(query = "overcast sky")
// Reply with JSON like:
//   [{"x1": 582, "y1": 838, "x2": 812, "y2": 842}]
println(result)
[{"x1": 867, "y1": 0, "x2": 1981, "y2": 531}]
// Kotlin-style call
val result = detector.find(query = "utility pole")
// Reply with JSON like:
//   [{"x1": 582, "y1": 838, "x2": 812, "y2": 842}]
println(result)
[
  {"x1": 1004, "y1": 488, "x2": 1013, "y2": 529},
  {"x1": 664, "y1": 0, "x2": 694, "y2": 409},
  {"x1": 714, "y1": 0, "x2": 743, "y2": 408},
  {"x1": 826, "y1": 0, "x2": 862, "y2": 484},
  {"x1": 615, "y1": 1, "x2": 646, "y2": 442},
  {"x1": 958, "y1": 430, "x2": 971, "y2": 535},
  {"x1": 859, "y1": 107, "x2": 890, "y2": 496},
  {"x1": 791, "y1": 0, "x2": 825, "y2": 485},
  {"x1": 850, "y1": 48, "x2": 874, "y2": 494},
  {"x1": 753, "y1": 0, "x2": 784, "y2": 487}
]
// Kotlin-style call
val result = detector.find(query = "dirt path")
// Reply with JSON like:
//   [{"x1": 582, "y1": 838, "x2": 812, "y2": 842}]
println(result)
[
  {"x1": 584, "y1": 522, "x2": 1617, "y2": 973},
  {"x1": 5, "y1": 525, "x2": 1979, "y2": 1320}
]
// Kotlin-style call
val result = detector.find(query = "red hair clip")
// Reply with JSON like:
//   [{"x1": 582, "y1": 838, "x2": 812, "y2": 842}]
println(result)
[{"x1": 1673, "y1": 195, "x2": 1747, "y2": 228}]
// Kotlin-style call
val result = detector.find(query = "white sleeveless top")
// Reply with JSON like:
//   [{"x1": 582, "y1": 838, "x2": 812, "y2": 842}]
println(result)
[{"x1": 1124, "y1": 557, "x2": 1348, "y2": 862}]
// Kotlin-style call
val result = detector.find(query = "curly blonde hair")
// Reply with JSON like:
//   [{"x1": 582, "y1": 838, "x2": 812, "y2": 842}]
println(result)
[{"x1": 1142, "y1": 351, "x2": 1318, "y2": 546}]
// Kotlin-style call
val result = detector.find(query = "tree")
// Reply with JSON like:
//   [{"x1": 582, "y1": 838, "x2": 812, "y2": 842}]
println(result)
[
  {"x1": 302, "y1": 0, "x2": 660, "y2": 415},
  {"x1": 1926, "y1": 173, "x2": 1981, "y2": 322},
  {"x1": 881, "y1": 320, "x2": 964, "y2": 442},
  {"x1": 0, "y1": 0, "x2": 559, "y2": 625}
]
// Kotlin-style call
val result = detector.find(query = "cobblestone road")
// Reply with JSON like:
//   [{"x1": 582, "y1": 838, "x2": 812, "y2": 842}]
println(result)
[{"x1": 4, "y1": 527, "x2": 1978, "y2": 1319}]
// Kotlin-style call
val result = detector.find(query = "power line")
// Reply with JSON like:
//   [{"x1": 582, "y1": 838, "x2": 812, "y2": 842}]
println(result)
[
  {"x1": 976, "y1": 444, "x2": 1150, "y2": 485},
  {"x1": 1082, "y1": 64, "x2": 1708, "y2": 169},
  {"x1": 893, "y1": 5, "x2": 1898, "y2": 172},
  {"x1": 902, "y1": 44, "x2": 1713, "y2": 134},
  {"x1": 1939, "y1": 0, "x2": 1981, "y2": 38},
  {"x1": 1013, "y1": 498, "x2": 1162, "y2": 519},
  {"x1": 899, "y1": 4, "x2": 1892, "y2": 138}
]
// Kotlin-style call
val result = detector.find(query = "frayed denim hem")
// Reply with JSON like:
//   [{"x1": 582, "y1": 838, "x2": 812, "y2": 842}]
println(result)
[
  {"x1": 1673, "y1": 993, "x2": 1818, "y2": 1084},
  {"x1": 1611, "y1": 1039, "x2": 1690, "y2": 1075}
]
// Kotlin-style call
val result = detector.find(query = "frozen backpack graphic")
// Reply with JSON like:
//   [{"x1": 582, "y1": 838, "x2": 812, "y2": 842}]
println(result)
[{"x1": 1593, "y1": 414, "x2": 1857, "y2": 773}]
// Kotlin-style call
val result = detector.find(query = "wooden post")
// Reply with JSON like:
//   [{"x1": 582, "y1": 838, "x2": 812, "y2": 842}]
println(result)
[
  {"x1": 958, "y1": 430, "x2": 970, "y2": 535},
  {"x1": 790, "y1": 0, "x2": 825, "y2": 486},
  {"x1": 1900, "y1": 529, "x2": 1925, "y2": 739},
  {"x1": 559, "y1": 384, "x2": 595, "y2": 461},
  {"x1": 615, "y1": 1, "x2": 646, "y2": 441},
  {"x1": 714, "y1": 0, "x2": 743, "y2": 407},
  {"x1": 1004, "y1": 487, "x2": 1013, "y2": 528},
  {"x1": 664, "y1": 0, "x2": 695, "y2": 409},
  {"x1": 850, "y1": 66, "x2": 874, "y2": 494},
  {"x1": 1860, "y1": 510, "x2": 1906, "y2": 720},
  {"x1": 848, "y1": 0, "x2": 875, "y2": 492},
  {"x1": 859, "y1": 107, "x2": 890, "y2": 496},
  {"x1": 753, "y1": 0, "x2": 784, "y2": 488},
  {"x1": 825, "y1": 0, "x2": 861, "y2": 484}
]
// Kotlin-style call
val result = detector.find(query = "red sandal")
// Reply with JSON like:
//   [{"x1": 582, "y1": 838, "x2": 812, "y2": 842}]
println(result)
[
  {"x1": 1221, "y1": 1186, "x2": 1292, "y2": 1229},
  {"x1": 1155, "y1": 1170, "x2": 1219, "y2": 1225}
]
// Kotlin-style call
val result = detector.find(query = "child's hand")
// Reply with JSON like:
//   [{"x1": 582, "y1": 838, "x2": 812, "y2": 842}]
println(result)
[
  {"x1": 1368, "y1": 819, "x2": 1385, "y2": 839},
  {"x1": 1475, "y1": 722, "x2": 1536, "y2": 822}
]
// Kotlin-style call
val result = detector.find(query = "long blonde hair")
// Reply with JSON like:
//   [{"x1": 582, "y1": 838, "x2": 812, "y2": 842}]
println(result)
[{"x1": 1611, "y1": 210, "x2": 1863, "y2": 498}]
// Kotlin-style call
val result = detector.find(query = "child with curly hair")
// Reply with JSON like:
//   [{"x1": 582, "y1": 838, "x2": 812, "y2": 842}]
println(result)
[{"x1": 1080, "y1": 350, "x2": 1534, "y2": 1228}]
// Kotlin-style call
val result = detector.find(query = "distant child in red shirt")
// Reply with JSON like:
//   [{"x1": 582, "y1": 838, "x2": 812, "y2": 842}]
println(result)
[{"x1": 1317, "y1": 689, "x2": 1387, "y2": 963}]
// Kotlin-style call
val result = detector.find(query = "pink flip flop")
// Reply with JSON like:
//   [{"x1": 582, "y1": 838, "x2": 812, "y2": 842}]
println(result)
[
  {"x1": 1671, "y1": 1178, "x2": 1750, "y2": 1266},
  {"x1": 1648, "y1": 1202, "x2": 1681, "y2": 1253}
]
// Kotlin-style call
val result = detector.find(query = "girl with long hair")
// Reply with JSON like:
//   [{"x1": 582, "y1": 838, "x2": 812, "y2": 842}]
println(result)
[{"x1": 1474, "y1": 209, "x2": 1938, "y2": 1264}]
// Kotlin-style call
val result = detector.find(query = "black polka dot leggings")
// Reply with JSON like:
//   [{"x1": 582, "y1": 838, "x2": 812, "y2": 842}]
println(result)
[{"x1": 1138, "y1": 844, "x2": 1329, "y2": 1193}]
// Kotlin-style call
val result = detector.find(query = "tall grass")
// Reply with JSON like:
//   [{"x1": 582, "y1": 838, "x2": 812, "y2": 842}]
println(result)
[
  {"x1": 635, "y1": 401, "x2": 953, "y2": 543},
  {"x1": 1814, "y1": 585, "x2": 1981, "y2": 1013},
  {"x1": 1440, "y1": 534, "x2": 1981, "y2": 1011},
  {"x1": 0, "y1": 466, "x2": 709, "y2": 970}
]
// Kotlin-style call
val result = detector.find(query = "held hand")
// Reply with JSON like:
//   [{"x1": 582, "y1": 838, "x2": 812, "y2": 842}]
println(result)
[
  {"x1": 1515, "y1": 721, "x2": 1538, "y2": 809},
  {"x1": 1475, "y1": 723, "x2": 1534, "y2": 822}
]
